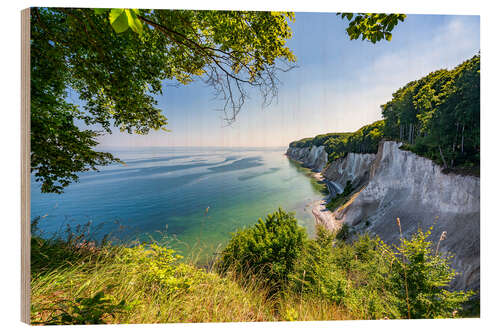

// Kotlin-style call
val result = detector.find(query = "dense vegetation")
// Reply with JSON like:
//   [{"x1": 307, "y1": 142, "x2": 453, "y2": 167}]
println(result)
[
  {"x1": 289, "y1": 121, "x2": 384, "y2": 162},
  {"x1": 382, "y1": 54, "x2": 480, "y2": 173},
  {"x1": 217, "y1": 209, "x2": 307, "y2": 295},
  {"x1": 217, "y1": 210, "x2": 474, "y2": 320},
  {"x1": 289, "y1": 54, "x2": 480, "y2": 173},
  {"x1": 31, "y1": 209, "x2": 474, "y2": 324}
]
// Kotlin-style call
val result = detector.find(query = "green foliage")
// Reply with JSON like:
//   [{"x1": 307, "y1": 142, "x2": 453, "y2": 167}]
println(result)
[
  {"x1": 291, "y1": 230, "x2": 399, "y2": 319},
  {"x1": 290, "y1": 226, "x2": 473, "y2": 319},
  {"x1": 288, "y1": 137, "x2": 315, "y2": 148},
  {"x1": 381, "y1": 54, "x2": 480, "y2": 172},
  {"x1": 30, "y1": 218, "x2": 105, "y2": 274},
  {"x1": 33, "y1": 291, "x2": 128, "y2": 325},
  {"x1": 108, "y1": 9, "x2": 143, "y2": 34},
  {"x1": 31, "y1": 8, "x2": 296, "y2": 193},
  {"x1": 387, "y1": 228, "x2": 474, "y2": 318},
  {"x1": 338, "y1": 13, "x2": 406, "y2": 43},
  {"x1": 216, "y1": 210, "x2": 473, "y2": 319},
  {"x1": 217, "y1": 209, "x2": 307, "y2": 293},
  {"x1": 335, "y1": 223, "x2": 351, "y2": 242},
  {"x1": 289, "y1": 121, "x2": 384, "y2": 163}
]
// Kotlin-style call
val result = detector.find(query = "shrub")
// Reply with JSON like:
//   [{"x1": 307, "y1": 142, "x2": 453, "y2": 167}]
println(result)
[
  {"x1": 217, "y1": 209, "x2": 307, "y2": 294},
  {"x1": 291, "y1": 224, "x2": 474, "y2": 319},
  {"x1": 291, "y1": 228, "x2": 398, "y2": 319},
  {"x1": 387, "y1": 227, "x2": 475, "y2": 319},
  {"x1": 335, "y1": 223, "x2": 351, "y2": 242}
]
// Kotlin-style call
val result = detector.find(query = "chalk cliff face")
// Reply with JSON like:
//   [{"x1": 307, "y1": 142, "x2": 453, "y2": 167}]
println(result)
[
  {"x1": 287, "y1": 141, "x2": 480, "y2": 291},
  {"x1": 330, "y1": 141, "x2": 479, "y2": 291},
  {"x1": 323, "y1": 153, "x2": 376, "y2": 190},
  {"x1": 286, "y1": 145, "x2": 328, "y2": 172}
]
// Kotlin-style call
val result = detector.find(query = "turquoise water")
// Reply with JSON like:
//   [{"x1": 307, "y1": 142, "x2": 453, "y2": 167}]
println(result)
[{"x1": 31, "y1": 147, "x2": 324, "y2": 259}]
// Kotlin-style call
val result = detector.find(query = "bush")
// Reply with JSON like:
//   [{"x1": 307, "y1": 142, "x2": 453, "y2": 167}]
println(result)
[
  {"x1": 291, "y1": 229, "x2": 398, "y2": 319},
  {"x1": 217, "y1": 209, "x2": 307, "y2": 294},
  {"x1": 290, "y1": 224, "x2": 474, "y2": 319},
  {"x1": 387, "y1": 227, "x2": 475, "y2": 319},
  {"x1": 335, "y1": 223, "x2": 351, "y2": 242}
]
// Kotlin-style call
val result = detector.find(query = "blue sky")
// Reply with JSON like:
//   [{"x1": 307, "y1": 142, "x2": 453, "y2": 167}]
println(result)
[{"x1": 95, "y1": 13, "x2": 480, "y2": 148}]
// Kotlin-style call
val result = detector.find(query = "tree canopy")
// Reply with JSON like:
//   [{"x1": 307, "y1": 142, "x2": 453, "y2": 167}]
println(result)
[
  {"x1": 289, "y1": 120, "x2": 385, "y2": 162},
  {"x1": 382, "y1": 54, "x2": 480, "y2": 172},
  {"x1": 31, "y1": 8, "x2": 405, "y2": 193},
  {"x1": 289, "y1": 54, "x2": 480, "y2": 173}
]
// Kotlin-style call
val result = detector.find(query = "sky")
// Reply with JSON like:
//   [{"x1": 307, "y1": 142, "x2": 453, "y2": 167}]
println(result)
[{"x1": 93, "y1": 13, "x2": 480, "y2": 148}]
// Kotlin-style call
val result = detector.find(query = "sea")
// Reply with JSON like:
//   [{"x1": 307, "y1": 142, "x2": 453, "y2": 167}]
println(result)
[{"x1": 31, "y1": 147, "x2": 324, "y2": 261}]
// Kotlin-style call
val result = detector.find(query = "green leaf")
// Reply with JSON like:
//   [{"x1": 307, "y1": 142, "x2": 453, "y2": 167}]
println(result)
[
  {"x1": 126, "y1": 10, "x2": 143, "y2": 35},
  {"x1": 109, "y1": 9, "x2": 129, "y2": 33}
]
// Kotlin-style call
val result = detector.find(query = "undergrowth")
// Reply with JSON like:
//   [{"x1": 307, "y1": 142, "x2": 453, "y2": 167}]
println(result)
[{"x1": 31, "y1": 210, "x2": 476, "y2": 324}]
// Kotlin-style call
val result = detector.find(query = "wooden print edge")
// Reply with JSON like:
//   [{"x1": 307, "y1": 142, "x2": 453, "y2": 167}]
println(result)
[{"x1": 21, "y1": 7, "x2": 31, "y2": 325}]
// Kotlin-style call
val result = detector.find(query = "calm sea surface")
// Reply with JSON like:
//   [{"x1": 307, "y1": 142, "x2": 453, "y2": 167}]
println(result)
[{"x1": 31, "y1": 147, "x2": 324, "y2": 260}]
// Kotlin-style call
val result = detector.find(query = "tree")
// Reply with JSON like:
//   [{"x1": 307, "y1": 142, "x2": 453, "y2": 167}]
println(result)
[
  {"x1": 31, "y1": 8, "x2": 405, "y2": 193},
  {"x1": 381, "y1": 54, "x2": 480, "y2": 171}
]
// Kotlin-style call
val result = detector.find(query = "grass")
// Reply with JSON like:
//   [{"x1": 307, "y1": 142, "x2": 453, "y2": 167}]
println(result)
[
  {"x1": 30, "y1": 234, "x2": 353, "y2": 324},
  {"x1": 31, "y1": 238, "x2": 274, "y2": 324},
  {"x1": 30, "y1": 213, "x2": 478, "y2": 324}
]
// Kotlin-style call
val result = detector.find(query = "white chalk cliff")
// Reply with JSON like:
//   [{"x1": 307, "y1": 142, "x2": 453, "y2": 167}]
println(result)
[
  {"x1": 286, "y1": 145, "x2": 328, "y2": 172},
  {"x1": 286, "y1": 141, "x2": 480, "y2": 291}
]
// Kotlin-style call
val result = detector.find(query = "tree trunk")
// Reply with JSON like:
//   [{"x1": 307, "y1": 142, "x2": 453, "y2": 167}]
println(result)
[
  {"x1": 439, "y1": 145, "x2": 448, "y2": 169},
  {"x1": 411, "y1": 123, "x2": 414, "y2": 144},
  {"x1": 453, "y1": 122, "x2": 458, "y2": 152},
  {"x1": 461, "y1": 124, "x2": 465, "y2": 153}
]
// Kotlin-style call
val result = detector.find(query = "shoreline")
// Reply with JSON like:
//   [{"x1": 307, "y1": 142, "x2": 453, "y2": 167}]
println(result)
[
  {"x1": 286, "y1": 152, "x2": 341, "y2": 232},
  {"x1": 309, "y1": 171, "x2": 342, "y2": 232}
]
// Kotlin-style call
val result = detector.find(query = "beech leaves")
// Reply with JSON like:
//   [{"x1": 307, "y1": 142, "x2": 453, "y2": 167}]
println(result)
[{"x1": 95, "y1": 8, "x2": 143, "y2": 34}]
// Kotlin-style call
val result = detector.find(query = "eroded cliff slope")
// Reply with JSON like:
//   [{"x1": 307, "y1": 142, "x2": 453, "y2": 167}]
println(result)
[{"x1": 287, "y1": 141, "x2": 480, "y2": 291}]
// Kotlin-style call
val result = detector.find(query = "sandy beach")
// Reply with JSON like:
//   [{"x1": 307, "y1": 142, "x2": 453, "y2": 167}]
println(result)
[{"x1": 310, "y1": 172, "x2": 342, "y2": 232}]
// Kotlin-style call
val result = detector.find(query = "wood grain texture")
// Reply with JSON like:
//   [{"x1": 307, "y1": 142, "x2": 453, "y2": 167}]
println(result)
[{"x1": 21, "y1": 7, "x2": 31, "y2": 325}]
